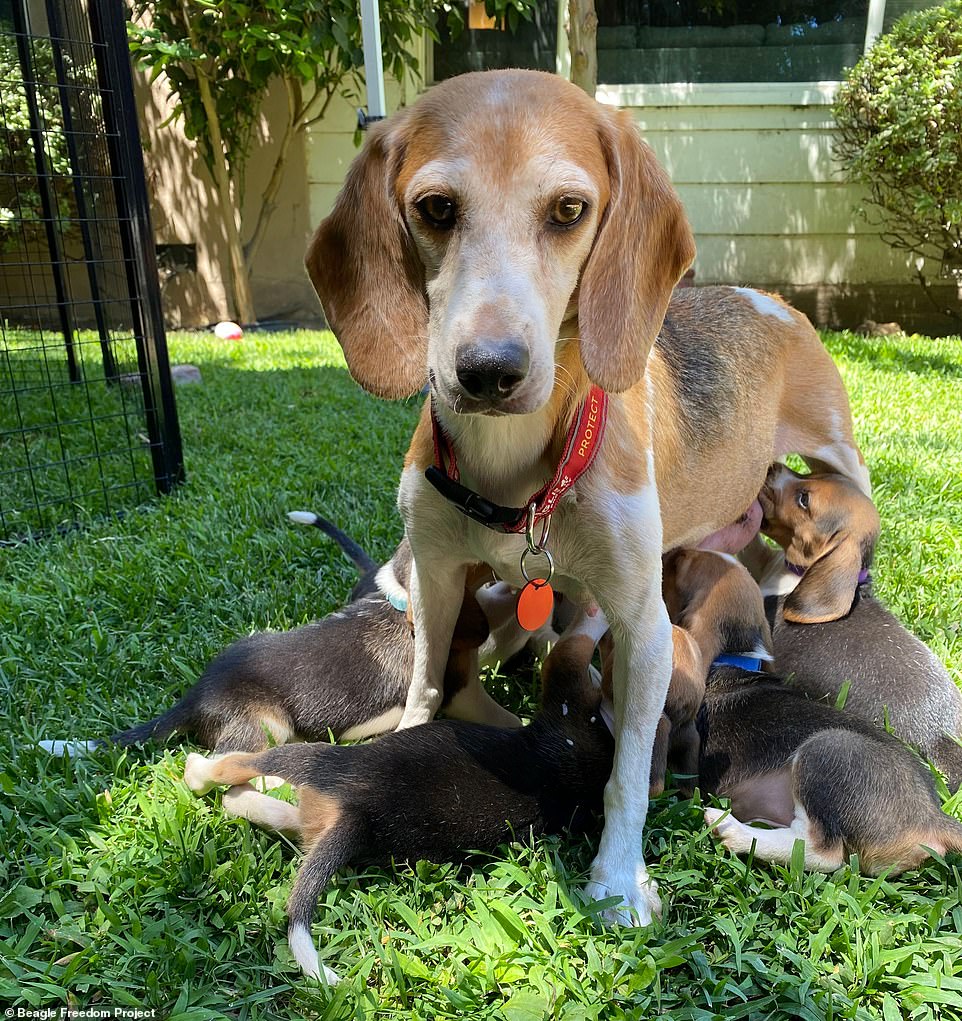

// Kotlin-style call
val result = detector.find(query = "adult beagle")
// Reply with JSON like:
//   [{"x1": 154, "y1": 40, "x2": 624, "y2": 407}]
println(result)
[
  {"x1": 305, "y1": 69, "x2": 870, "y2": 923},
  {"x1": 752, "y1": 465, "x2": 962, "y2": 788},
  {"x1": 664, "y1": 548, "x2": 962, "y2": 874}
]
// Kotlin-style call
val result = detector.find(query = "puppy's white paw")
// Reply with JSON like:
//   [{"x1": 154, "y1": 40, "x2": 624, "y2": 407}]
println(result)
[
  {"x1": 582, "y1": 870, "x2": 662, "y2": 927},
  {"x1": 183, "y1": 752, "x2": 217, "y2": 794},
  {"x1": 289, "y1": 923, "x2": 340, "y2": 986},
  {"x1": 704, "y1": 807, "x2": 747, "y2": 853}
]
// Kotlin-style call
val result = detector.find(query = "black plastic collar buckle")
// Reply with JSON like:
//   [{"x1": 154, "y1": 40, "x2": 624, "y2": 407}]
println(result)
[{"x1": 424, "y1": 466, "x2": 522, "y2": 531}]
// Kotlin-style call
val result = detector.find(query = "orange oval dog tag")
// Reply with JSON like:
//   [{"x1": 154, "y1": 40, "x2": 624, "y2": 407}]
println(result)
[{"x1": 516, "y1": 579, "x2": 554, "y2": 632}]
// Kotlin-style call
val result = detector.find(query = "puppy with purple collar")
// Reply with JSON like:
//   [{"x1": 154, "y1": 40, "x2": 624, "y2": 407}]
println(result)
[
  {"x1": 751, "y1": 465, "x2": 962, "y2": 789},
  {"x1": 664, "y1": 548, "x2": 962, "y2": 873}
]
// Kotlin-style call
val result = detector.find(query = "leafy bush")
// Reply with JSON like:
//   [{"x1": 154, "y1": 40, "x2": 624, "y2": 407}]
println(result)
[{"x1": 833, "y1": 0, "x2": 962, "y2": 322}]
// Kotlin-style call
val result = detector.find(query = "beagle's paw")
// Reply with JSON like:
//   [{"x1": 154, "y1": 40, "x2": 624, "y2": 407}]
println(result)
[
  {"x1": 582, "y1": 870, "x2": 662, "y2": 927},
  {"x1": 395, "y1": 707, "x2": 435, "y2": 731},
  {"x1": 183, "y1": 752, "x2": 217, "y2": 794},
  {"x1": 704, "y1": 807, "x2": 749, "y2": 853}
]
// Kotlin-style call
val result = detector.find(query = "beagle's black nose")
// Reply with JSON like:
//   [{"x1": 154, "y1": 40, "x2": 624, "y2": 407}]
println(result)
[{"x1": 455, "y1": 339, "x2": 529, "y2": 402}]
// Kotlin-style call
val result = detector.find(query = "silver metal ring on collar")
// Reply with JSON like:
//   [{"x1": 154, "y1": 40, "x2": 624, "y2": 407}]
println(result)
[{"x1": 520, "y1": 545, "x2": 554, "y2": 585}]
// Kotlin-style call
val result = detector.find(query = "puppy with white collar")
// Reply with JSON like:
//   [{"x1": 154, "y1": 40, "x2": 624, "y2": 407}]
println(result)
[
  {"x1": 664, "y1": 548, "x2": 962, "y2": 873},
  {"x1": 753, "y1": 465, "x2": 962, "y2": 789},
  {"x1": 104, "y1": 517, "x2": 519, "y2": 755},
  {"x1": 183, "y1": 611, "x2": 614, "y2": 985}
]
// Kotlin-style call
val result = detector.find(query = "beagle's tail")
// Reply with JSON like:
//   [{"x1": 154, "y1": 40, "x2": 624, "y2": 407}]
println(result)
[
  {"x1": 38, "y1": 704, "x2": 189, "y2": 755},
  {"x1": 288, "y1": 510, "x2": 377, "y2": 576},
  {"x1": 286, "y1": 816, "x2": 362, "y2": 984}
]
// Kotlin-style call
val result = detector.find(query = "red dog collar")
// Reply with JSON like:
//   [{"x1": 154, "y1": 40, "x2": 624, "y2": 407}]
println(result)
[{"x1": 425, "y1": 385, "x2": 608, "y2": 534}]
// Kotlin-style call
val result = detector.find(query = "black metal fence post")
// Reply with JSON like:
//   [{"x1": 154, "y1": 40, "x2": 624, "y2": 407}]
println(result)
[{"x1": 89, "y1": 0, "x2": 184, "y2": 491}]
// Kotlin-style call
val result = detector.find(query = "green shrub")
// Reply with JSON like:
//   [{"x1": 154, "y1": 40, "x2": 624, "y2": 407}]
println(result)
[{"x1": 833, "y1": 0, "x2": 962, "y2": 323}]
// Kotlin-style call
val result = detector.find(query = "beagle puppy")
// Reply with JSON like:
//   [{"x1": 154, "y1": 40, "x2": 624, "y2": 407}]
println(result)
[
  {"x1": 664, "y1": 548, "x2": 962, "y2": 873},
  {"x1": 183, "y1": 611, "x2": 614, "y2": 985},
  {"x1": 305, "y1": 69, "x2": 870, "y2": 922},
  {"x1": 753, "y1": 464, "x2": 962, "y2": 789},
  {"x1": 105, "y1": 517, "x2": 519, "y2": 756}
]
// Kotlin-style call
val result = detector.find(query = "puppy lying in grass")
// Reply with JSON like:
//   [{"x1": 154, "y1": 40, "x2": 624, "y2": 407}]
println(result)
[
  {"x1": 663, "y1": 548, "x2": 962, "y2": 873},
  {"x1": 61, "y1": 516, "x2": 521, "y2": 757},
  {"x1": 183, "y1": 611, "x2": 613, "y2": 984},
  {"x1": 753, "y1": 465, "x2": 962, "y2": 789}
]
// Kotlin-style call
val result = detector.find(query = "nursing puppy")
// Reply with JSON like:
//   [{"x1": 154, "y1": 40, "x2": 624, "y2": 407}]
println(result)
[
  {"x1": 183, "y1": 612, "x2": 614, "y2": 984},
  {"x1": 106, "y1": 523, "x2": 519, "y2": 755},
  {"x1": 664, "y1": 548, "x2": 962, "y2": 873},
  {"x1": 755, "y1": 465, "x2": 962, "y2": 789},
  {"x1": 306, "y1": 67, "x2": 870, "y2": 923}
]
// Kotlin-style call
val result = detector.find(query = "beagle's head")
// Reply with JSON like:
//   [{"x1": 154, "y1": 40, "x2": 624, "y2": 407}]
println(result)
[
  {"x1": 306, "y1": 70, "x2": 695, "y2": 412},
  {"x1": 662, "y1": 549, "x2": 773, "y2": 667},
  {"x1": 759, "y1": 464, "x2": 880, "y2": 624}
]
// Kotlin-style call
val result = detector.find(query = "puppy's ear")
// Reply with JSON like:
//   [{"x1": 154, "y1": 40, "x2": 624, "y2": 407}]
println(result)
[
  {"x1": 578, "y1": 110, "x2": 695, "y2": 393},
  {"x1": 305, "y1": 114, "x2": 428, "y2": 399},
  {"x1": 784, "y1": 536, "x2": 863, "y2": 624},
  {"x1": 668, "y1": 625, "x2": 706, "y2": 724}
]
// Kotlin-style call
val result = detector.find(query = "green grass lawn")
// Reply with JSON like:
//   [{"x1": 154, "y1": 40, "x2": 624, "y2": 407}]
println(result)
[{"x1": 1, "y1": 328, "x2": 960, "y2": 1020}]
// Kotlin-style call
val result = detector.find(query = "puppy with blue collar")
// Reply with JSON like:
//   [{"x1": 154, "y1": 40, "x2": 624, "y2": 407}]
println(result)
[{"x1": 664, "y1": 548, "x2": 962, "y2": 873}]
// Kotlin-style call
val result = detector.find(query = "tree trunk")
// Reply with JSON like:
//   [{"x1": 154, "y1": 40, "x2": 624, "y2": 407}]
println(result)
[
  {"x1": 195, "y1": 68, "x2": 256, "y2": 324},
  {"x1": 568, "y1": 0, "x2": 598, "y2": 97}
]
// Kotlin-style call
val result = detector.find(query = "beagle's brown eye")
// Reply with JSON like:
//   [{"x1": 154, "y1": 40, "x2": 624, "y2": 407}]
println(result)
[
  {"x1": 550, "y1": 196, "x2": 586, "y2": 227},
  {"x1": 797, "y1": 490, "x2": 810, "y2": 511},
  {"x1": 416, "y1": 194, "x2": 457, "y2": 229}
]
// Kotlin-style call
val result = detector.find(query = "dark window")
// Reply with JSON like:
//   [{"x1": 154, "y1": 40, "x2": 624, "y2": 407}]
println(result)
[
  {"x1": 433, "y1": 1, "x2": 559, "y2": 82},
  {"x1": 596, "y1": 1, "x2": 870, "y2": 84}
]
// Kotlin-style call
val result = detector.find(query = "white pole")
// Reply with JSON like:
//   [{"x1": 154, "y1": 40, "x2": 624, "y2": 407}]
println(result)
[
  {"x1": 360, "y1": 0, "x2": 387, "y2": 121},
  {"x1": 863, "y1": 0, "x2": 887, "y2": 52}
]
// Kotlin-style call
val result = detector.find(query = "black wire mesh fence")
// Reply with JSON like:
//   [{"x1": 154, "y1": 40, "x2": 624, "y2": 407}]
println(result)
[{"x1": 0, "y1": 0, "x2": 183, "y2": 543}]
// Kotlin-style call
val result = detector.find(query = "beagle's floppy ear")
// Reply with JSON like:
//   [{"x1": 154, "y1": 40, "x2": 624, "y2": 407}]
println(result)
[
  {"x1": 304, "y1": 114, "x2": 428, "y2": 399},
  {"x1": 578, "y1": 110, "x2": 696, "y2": 393},
  {"x1": 784, "y1": 535, "x2": 865, "y2": 624}
]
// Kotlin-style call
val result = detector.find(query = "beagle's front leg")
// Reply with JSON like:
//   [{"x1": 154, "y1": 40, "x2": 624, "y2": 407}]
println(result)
[
  {"x1": 579, "y1": 490, "x2": 671, "y2": 926},
  {"x1": 397, "y1": 467, "x2": 471, "y2": 730},
  {"x1": 398, "y1": 554, "x2": 468, "y2": 729}
]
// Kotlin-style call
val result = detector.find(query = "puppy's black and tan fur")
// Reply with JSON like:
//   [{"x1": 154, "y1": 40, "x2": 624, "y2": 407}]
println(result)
[
  {"x1": 664, "y1": 549, "x2": 962, "y2": 874},
  {"x1": 756, "y1": 465, "x2": 962, "y2": 789},
  {"x1": 184, "y1": 616, "x2": 614, "y2": 983},
  {"x1": 109, "y1": 520, "x2": 492, "y2": 753}
]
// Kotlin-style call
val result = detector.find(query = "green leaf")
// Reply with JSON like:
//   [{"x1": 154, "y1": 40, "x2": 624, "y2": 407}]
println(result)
[
  {"x1": 502, "y1": 990, "x2": 550, "y2": 1021},
  {"x1": 0, "y1": 884, "x2": 43, "y2": 918}
]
